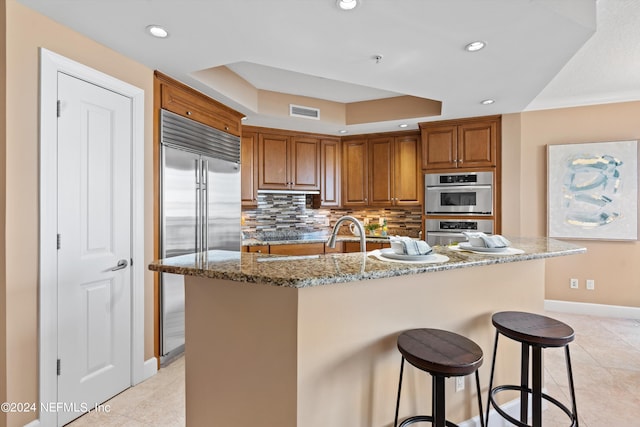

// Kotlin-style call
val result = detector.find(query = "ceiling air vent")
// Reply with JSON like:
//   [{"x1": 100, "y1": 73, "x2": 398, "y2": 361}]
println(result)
[{"x1": 289, "y1": 104, "x2": 320, "y2": 120}]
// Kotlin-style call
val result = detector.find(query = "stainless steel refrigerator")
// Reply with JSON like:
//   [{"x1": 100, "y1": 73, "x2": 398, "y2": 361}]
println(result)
[{"x1": 160, "y1": 110, "x2": 241, "y2": 364}]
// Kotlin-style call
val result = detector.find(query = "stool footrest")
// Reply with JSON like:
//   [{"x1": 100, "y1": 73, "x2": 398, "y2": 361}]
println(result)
[
  {"x1": 489, "y1": 385, "x2": 577, "y2": 427},
  {"x1": 399, "y1": 415, "x2": 459, "y2": 427}
]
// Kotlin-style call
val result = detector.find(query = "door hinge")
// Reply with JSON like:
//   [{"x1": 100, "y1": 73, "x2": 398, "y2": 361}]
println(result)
[
  {"x1": 57, "y1": 359, "x2": 61, "y2": 376},
  {"x1": 57, "y1": 234, "x2": 61, "y2": 250},
  {"x1": 57, "y1": 100, "x2": 61, "y2": 118},
  {"x1": 130, "y1": 258, "x2": 133, "y2": 267}
]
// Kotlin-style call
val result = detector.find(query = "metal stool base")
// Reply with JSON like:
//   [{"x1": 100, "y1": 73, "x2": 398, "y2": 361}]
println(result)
[
  {"x1": 489, "y1": 385, "x2": 578, "y2": 427},
  {"x1": 398, "y1": 415, "x2": 458, "y2": 427}
]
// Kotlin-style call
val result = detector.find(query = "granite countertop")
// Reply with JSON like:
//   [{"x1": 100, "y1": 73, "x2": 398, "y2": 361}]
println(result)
[{"x1": 148, "y1": 237, "x2": 586, "y2": 288}]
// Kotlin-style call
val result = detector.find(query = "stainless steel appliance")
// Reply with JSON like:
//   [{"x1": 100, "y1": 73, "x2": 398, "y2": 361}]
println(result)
[
  {"x1": 425, "y1": 171, "x2": 493, "y2": 215},
  {"x1": 425, "y1": 218, "x2": 494, "y2": 246},
  {"x1": 160, "y1": 110, "x2": 241, "y2": 364}
]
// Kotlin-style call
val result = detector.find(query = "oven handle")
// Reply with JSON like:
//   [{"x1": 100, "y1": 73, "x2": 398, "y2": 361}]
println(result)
[
  {"x1": 426, "y1": 185, "x2": 492, "y2": 191},
  {"x1": 426, "y1": 231, "x2": 469, "y2": 237}
]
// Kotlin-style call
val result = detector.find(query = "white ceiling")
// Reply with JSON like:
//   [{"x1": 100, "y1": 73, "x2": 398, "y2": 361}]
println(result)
[{"x1": 17, "y1": 0, "x2": 640, "y2": 135}]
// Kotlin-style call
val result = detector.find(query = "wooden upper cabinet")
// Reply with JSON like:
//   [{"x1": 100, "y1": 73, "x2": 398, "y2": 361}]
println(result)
[
  {"x1": 258, "y1": 133, "x2": 320, "y2": 191},
  {"x1": 258, "y1": 133, "x2": 290, "y2": 190},
  {"x1": 347, "y1": 134, "x2": 421, "y2": 208},
  {"x1": 157, "y1": 73, "x2": 243, "y2": 137},
  {"x1": 420, "y1": 116, "x2": 499, "y2": 170},
  {"x1": 368, "y1": 137, "x2": 394, "y2": 206},
  {"x1": 241, "y1": 131, "x2": 258, "y2": 207},
  {"x1": 457, "y1": 120, "x2": 497, "y2": 168},
  {"x1": 421, "y1": 125, "x2": 458, "y2": 170},
  {"x1": 393, "y1": 135, "x2": 422, "y2": 206},
  {"x1": 342, "y1": 139, "x2": 368, "y2": 207},
  {"x1": 291, "y1": 136, "x2": 321, "y2": 191},
  {"x1": 319, "y1": 139, "x2": 341, "y2": 207}
]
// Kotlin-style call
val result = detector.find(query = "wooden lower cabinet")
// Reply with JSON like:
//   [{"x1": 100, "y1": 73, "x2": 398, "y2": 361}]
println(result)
[
  {"x1": 242, "y1": 240, "x2": 387, "y2": 254},
  {"x1": 269, "y1": 243, "x2": 325, "y2": 256},
  {"x1": 324, "y1": 241, "x2": 344, "y2": 253},
  {"x1": 344, "y1": 241, "x2": 391, "y2": 253}
]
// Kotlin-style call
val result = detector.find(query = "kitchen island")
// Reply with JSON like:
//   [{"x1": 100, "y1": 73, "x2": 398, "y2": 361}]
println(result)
[{"x1": 149, "y1": 237, "x2": 585, "y2": 427}]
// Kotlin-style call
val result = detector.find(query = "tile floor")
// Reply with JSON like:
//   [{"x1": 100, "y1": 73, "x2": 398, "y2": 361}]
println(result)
[{"x1": 67, "y1": 311, "x2": 640, "y2": 426}]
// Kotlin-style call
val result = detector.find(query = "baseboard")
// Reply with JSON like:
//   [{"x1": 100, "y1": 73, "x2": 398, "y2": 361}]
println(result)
[
  {"x1": 545, "y1": 299, "x2": 640, "y2": 319},
  {"x1": 142, "y1": 357, "x2": 158, "y2": 381},
  {"x1": 458, "y1": 397, "x2": 522, "y2": 427}
]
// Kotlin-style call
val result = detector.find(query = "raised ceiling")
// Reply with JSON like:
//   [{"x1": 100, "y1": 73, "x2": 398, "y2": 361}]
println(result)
[{"x1": 16, "y1": 0, "x2": 639, "y2": 135}]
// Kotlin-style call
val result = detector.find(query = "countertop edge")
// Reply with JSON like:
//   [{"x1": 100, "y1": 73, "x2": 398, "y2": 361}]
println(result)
[{"x1": 149, "y1": 238, "x2": 587, "y2": 289}]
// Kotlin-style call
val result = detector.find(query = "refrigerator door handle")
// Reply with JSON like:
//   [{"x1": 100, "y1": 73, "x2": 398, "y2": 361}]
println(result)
[
  {"x1": 195, "y1": 158, "x2": 201, "y2": 253},
  {"x1": 203, "y1": 159, "x2": 209, "y2": 252}
]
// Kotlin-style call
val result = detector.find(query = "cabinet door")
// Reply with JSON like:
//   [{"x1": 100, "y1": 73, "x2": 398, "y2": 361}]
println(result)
[
  {"x1": 457, "y1": 120, "x2": 497, "y2": 168},
  {"x1": 268, "y1": 243, "x2": 325, "y2": 256},
  {"x1": 343, "y1": 241, "x2": 388, "y2": 252},
  {"x1": 394, "y1": 135, "x2": 422, "y2": 206},
  {"x1": 320, "y1": 139, "x2": 341, "y2": 207},
  {"x1": 291, "y1": 137, "x2": 320, "y2": 190},
  {"x1": 342, "y1": 139, "x2": 368, "y2": 207},
  {"x1": 324, "y1": 241, "x2": 344, "y2": 253},
  {"x1": 258, "y1": 134, "x2": 290, "y2": 190},
  {"x1": 421, "y1": 125, "x2": 458, "y2": 170},
  {"x1": 241, "y1": 132, "x2": 258, "y2": 207},
  {"x1": 369, "y1": 137, "x2": 394, "y2": 206},
  {"x1": 160, "y1": 83, "x2": 242, "y2": 136}
]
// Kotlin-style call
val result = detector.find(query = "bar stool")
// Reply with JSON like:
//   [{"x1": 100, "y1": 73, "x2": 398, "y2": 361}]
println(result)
[
  {"x1": 394, "y1": 328, "x2": 485, "y2": 427},
  {"x1": 486, "y1": 311, "x2": 579, "y2": 427}
]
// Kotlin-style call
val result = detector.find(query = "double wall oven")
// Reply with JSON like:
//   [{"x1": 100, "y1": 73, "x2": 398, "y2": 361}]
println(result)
[{"x1": 424, "y1": 171, "x2": 495, "y2": 245}]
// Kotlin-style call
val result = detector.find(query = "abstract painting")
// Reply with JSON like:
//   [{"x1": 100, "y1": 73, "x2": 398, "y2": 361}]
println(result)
[{"x1": 547, "y1": 140, "x2": 638, "y2": 240}]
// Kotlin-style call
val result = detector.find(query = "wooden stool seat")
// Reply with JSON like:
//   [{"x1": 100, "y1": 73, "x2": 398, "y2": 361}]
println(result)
[
  {"x1": 492, "y1": 311, "x2": 575, "y2": 347},
  {"x1": 397, "y1": 328, "x2": 484, "y2": 376},
  {"x1": 486, "y1": 311, "x2": 579, "y2": 427},
  {"x1": 395, "y1": 328, "x2": 485, "y2": 427}
]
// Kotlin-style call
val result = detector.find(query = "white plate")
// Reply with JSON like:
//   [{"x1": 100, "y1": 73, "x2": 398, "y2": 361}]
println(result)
[
  {"x1": 379, "y1": 248, "x2": 434, "y2": 261},
  {"x1": 459, "y1": 243, "x2": 509, "y2": 253}
]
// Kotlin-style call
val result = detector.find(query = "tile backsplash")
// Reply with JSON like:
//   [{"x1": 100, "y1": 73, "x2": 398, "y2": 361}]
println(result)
[{"x1": 242, "y1": 193, "x2": 422, "y2": 238}]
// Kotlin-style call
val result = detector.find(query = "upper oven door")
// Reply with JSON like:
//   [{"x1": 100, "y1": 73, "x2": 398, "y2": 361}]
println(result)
[{"x1": 425, "y1": 185, "x2": 493, "y2": 215}]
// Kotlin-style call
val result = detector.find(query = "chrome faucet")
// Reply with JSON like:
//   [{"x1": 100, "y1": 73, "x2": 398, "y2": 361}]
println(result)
[{"x1": 327, "y1": 215, "x2": 366, "y2": 252}]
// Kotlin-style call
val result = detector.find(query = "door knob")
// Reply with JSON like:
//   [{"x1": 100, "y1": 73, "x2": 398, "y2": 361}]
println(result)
[{"x1": 111, "y1": 259, "x2": 129, "y2": 271}]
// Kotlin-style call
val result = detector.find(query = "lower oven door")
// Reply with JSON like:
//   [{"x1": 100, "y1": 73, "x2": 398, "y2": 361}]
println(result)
[
  {"x1": 425, "y1": 231, "x2": 468, "y2": 246},
  {"x1": 425, "y1": 218, "x2": 494, "y2": 246}
]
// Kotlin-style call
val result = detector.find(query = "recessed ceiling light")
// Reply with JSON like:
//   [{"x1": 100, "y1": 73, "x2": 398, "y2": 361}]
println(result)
[
  {"x1": 465, "y1": 41, "x2": 486, "y2": 52},
  {"x1": 337, "y1": 0, "x2": 358, "y2": 11},
  {"x1": 398, "y1": 124, "x2": 409, "y2": 128},
  {"x1": 146, "y1": 25, "x2": 169, "y2": 38},
  {"x1": 481, "y1": 99, "x2": 495, "y2": 105},
  {"x1": 339, "y1": 129, "x2": 348, "y2": 134}
]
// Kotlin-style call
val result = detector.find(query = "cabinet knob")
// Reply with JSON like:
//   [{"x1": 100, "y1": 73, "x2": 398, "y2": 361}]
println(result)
[{"x1": 186, "y1": 111, "x2": 192, "y2": 116}]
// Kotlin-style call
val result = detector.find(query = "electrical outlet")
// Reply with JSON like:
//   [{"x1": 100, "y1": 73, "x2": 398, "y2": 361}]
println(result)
[
  {"x1": 570, "y1": 278, "x2": 579, "y2": 289},
  {"x1": 455, "y1": 376, "x2": 464, "y2": 392},
  {"x1": 586, "y1": 279, "x2": 595, "y2": 290}
]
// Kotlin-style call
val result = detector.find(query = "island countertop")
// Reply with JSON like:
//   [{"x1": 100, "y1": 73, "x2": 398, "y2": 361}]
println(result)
[{"x1": 148, "y1": 237, "x2": 586, "y2": 288}]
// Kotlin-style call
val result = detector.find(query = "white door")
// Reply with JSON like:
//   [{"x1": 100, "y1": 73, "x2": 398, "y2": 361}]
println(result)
[{"x1": 57, "y1": 72, "x2": 132, "y2": 426}]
